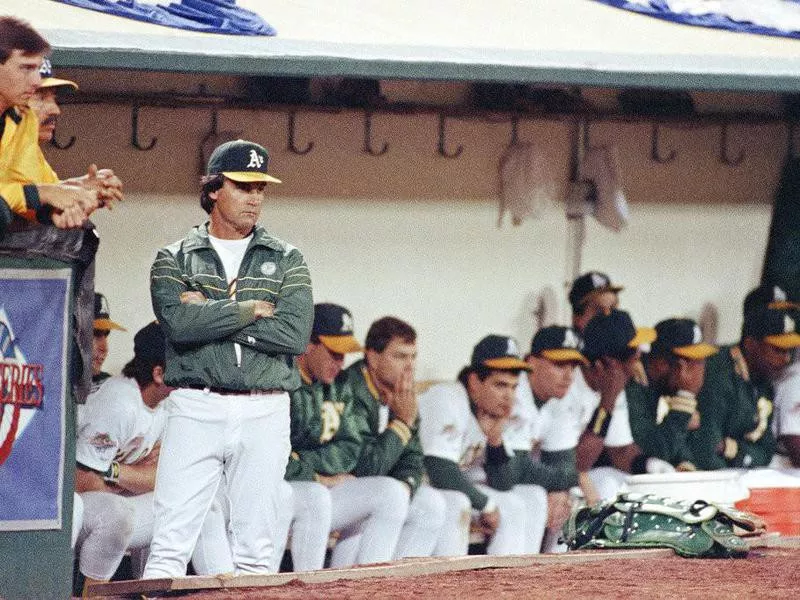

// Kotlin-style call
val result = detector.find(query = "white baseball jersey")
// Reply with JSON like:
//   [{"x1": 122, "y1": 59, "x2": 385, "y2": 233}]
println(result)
[
  {"x1": 506, "y1": 373, "x2": 585, "y2": 454},
  {"x1": 774, "y1": 360, "x2": 800, "y2": 436},
  {"x1": 76, "y1": 376, "x2": 166, "y2": 472},
  {"x1": 562, "y1": 368, "x2": 633, "y2": 448},
  {"x1": 418, "y1": 381, "x2": 511, "y2": 484}
]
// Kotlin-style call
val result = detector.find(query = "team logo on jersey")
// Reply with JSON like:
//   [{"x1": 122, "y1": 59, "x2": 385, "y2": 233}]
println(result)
[
  {"x1": 319, "y1": 401, "x2": 344, "y2": 443},
  {"x1": 692, "y1": 324, "x2": 702, "y2": 344},
  {"x1": 785, "y1": 314, "x2": 796, "y2": 334},
  {"x1": 0, "y1": 311, "x2": 45, "y2": 467},
  {"x1": 260, "y1": 261, "x2": 277, "y2": 276},
  {"x1": 246, "y1": 149, "x2": 265, "y2": 169},
  {"x1": 774, "y1": 286, "x2": 788, "y2": 302},
  {"x1": 88, "y1": 433, "x2": 116, "y2": 451}
]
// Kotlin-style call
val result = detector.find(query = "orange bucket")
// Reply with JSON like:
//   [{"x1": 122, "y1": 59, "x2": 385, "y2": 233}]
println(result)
[{"x1": 736, "y1": 487, "x2": 800, "y2": 536}]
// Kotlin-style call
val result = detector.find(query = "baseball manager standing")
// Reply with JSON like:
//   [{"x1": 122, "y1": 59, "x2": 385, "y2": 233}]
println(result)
[{"x1": 144, "y1": 139, "x2": 313, "y2": 578}]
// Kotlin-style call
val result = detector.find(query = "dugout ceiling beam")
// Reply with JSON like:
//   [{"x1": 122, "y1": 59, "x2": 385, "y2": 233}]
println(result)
[{"x1": 8, "y1": 0, "x2": 800, "y2": 95}]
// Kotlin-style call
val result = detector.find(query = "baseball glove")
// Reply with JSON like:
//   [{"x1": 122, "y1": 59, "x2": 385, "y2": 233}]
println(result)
[{"x1": 562, "y1": 492, "x2": 765, "y2": 558}]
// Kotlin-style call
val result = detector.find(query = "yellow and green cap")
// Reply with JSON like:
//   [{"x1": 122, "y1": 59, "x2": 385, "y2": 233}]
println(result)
[
  {"x1": 471, "y1": 334, "x2": 531, "y2": 371},
  {"x1": 530, "y1": 326, "x2": 588, "y2": 365},
  {"x1": 651, "y1": 318, "x2": 718, "y2": 360},
  {"x1": 743, "y1": 308, "x2": 800, "y2": 350},
  {"x1": 207, "y1": 139, "x2": 281, "y2": 184}
]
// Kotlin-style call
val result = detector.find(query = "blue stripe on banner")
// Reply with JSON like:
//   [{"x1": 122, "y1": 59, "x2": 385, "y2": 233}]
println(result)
[
  {"x1": 0, "y1": 269, "x2": 71, "y2": 531},
  {"x1": 592, "y1": 0, "x2": 800, "y2": 40}
]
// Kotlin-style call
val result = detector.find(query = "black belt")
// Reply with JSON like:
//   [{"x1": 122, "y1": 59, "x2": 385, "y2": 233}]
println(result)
[{"x1": 185, "y1": 384, "x2": 284, "y2": 396}]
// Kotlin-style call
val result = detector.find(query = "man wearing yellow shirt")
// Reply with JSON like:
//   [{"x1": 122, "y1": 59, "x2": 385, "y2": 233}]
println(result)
[{"x1": 0, "y1": 16, "x2": 119, "y2": 234}]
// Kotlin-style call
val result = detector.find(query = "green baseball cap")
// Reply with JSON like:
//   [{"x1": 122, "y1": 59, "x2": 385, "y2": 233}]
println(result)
[
  {"x1": 743, "y1": 284, "x2": 799, "y2": 315},
  {"x1": 582, "y1": 309, "x2": 656, "y2": 362},
  {"x1": 530, "y1": 326, "x2": 588, "y2": 365},
  {"x1": 568, "y1": 271, "x2": 624, "y2": 310},
  {"x1": 742, "y1": 308, "x2": 800, "y2": 350},
  {"x1": 313, "y1": 303, "x2": 363, "y2": 354},
  {"x1": 471, "y1": 335, "x2": 531, "y2": 371},
  {"x1": 207, "y1": 139, "x2": 281, "y2": 184},
  {"x1": 650, "y1": 318, "x2": 718, "y2": 360}
]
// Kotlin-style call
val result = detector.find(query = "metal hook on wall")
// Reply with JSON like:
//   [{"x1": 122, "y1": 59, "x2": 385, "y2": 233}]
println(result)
[
  {"x1": 49, "y1": 130, "x2": 76, "y2": 150},
  {"x1": 719, "y1": 123, "x2": 744, "y2": 166},
  {"x1": 437, "y1": 114, "x2": 463, "y2": 159},
  {"x1": 201, "y1": 109, "x2": 220, "y2": 146},
  {"x1": 287, "y1": 112, "x2": 314, "y2": 155},
  {"x1": 131, "y1": 105, "x2": 157, "y2": 151},
  {"x1": 509, "y1": 116, "x2": 519, "y2": 146},
  {"x1": 363, "y1": 111, "x2": 389, "y2": 156},
  {"x1": 650, "y1": 123, "x2": 676, "y2": 164}
]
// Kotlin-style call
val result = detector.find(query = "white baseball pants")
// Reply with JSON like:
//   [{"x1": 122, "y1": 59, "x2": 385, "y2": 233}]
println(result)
[
  {"x1": 475, "y1": 484, "x2": 527, "y2": 555},
  {"x1": 143, "y1": 389, "x2": 290, "y2": 578},
  {"x1": 393, "y1": 484, "x2": 447, "y2": 559},
  {"x1": 327, "y1": 476, "x2": 410, "y2": 568},
  {"x1": 284, "y1": 481, "x2": 333, "y2": 571},
  {"x1": 76, "y1": 491, "x2": 135, "y2": 580},
  {"x1": 510, "y1": 484, "x2": 548, "y2": 554}
]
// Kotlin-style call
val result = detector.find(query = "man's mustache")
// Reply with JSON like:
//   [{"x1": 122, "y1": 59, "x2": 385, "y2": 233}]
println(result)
[{"x1": 41, "y1": 116, "x2": 58, "y2": 126}]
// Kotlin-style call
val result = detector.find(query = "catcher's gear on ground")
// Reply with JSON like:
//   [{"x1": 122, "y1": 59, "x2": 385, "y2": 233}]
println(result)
[{"x1": 562, "y1": 492, "x2": 765, "y2": 558}]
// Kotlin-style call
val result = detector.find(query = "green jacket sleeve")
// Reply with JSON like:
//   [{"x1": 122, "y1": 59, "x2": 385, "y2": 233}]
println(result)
[
  {"x1": 424, "y1": 455, "x2": 488, "y2": 511},
  {"x1": 229, "y1": 249, "x2": 313, "y2": 356},
  {"x1": 512, "y1": 449, "x2": 578, "y2": 491},
  {"x1": 484, "y1": 444, "x2": 515, "y2": 491},
  {"x1": 627, "y1": 381, "x2": 695, "y2": 466},
  {"x1": 150, "y1": 247, "x2": 259, "y2": 344},
  {"x1": 352, "y1": 412, "x2": 425, "y2": 495},
  {"x1": 690, "y1": 350, "x2": 734, "y2": 470},
  {"x1": 346, "y1": 366, "x2": 424, "y2": 495}
]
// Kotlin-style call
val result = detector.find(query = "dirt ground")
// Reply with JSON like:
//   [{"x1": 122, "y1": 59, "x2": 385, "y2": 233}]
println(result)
[{"x1": 100, "y1": 546, "x2": 799, "y2": 600}]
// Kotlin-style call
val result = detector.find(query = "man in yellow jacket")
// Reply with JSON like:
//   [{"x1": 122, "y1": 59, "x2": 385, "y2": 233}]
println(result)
[{"x1": 0, "y1": 16, "x2": 120, "y2": 234}]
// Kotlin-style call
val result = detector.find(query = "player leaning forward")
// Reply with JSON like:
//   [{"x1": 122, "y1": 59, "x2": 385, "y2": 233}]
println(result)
[{"x1": 144, "y1": 140, "x2": 313, "y2": 578}]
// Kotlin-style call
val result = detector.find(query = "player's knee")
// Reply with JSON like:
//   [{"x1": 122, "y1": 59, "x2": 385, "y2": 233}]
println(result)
[
  {"x1": 374, "y1": 478, "x2": 411, "y2": 517},
  {"x1": 108, "y1": 495, "x2": 136, "y2": 540}
]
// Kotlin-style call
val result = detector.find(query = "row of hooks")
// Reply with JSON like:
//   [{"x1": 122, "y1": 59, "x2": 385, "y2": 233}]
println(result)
[
  {"x1": 650, "y1": 123, "x2": 745, "y2": 165},
  {"x1": 50, "y1": 105, "x2": 800, "y2": 164}
]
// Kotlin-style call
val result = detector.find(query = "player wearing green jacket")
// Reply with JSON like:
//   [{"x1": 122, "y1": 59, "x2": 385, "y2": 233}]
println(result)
[
  {"x1": 627, "y1": 318, "x2": 718, "y2": 471},
  {"x1": 342, "y1": 317, "x2": 468, "y2": 559},
  {"x1": 688, "y1": 307, "x2": 800, "y2": 469},
  {"x1": 286, "y1": 303, "x2": 410, "y2": 569}
]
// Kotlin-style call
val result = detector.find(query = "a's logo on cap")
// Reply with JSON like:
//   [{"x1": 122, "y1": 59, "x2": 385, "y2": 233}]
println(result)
[
  {"x1": 785, "y1": 314, "x2": 795, "y2": 334},
  {"x1": 39, "y1": 57, "x2": 52, "y2": 77},
  {"x1": 774, "y1": 286, "x2": 788, "y2": 302},
  {"x1": 340, "y1": 313, "x2": 354, "y2": 334},
  {"x1": 247, "y1": 149, "x2": 265, "y2": 169},
  {"x1": 591, "y1": 273, "x2": 608, "y2": 289},
  {"x1": 506, "y1": 338, "x2": 519, "y2": 356},
  {"x1": 693, "y1": 325, "x2": 702, "y2": 344},
  {"x1": 260, "y1": 261, "x2": 276, "y2": 276},
  {"x1": 563, "y1": 329, "x2": 580, "y2": 349}
]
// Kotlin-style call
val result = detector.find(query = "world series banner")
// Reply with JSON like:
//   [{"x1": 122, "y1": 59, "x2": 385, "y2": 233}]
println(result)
[{"x1": 0, "y1": 268, "x2": 71, "y2": 531}]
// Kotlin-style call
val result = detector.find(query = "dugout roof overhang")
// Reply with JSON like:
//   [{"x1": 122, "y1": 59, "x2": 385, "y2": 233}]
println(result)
[{"x1": 8, "y1": 0, "x2": 800, "y2": 94}]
